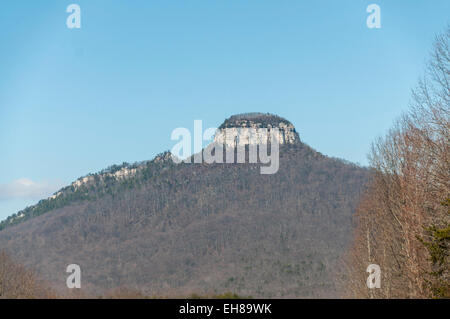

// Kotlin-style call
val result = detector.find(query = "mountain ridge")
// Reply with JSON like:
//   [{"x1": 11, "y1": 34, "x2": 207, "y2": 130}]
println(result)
[
  {"x1": 1, "y1": 113, "x2": 298, "y2": 230},
  {"x1": 0, "y1": 114, "x2": 370, "y2": 297}
]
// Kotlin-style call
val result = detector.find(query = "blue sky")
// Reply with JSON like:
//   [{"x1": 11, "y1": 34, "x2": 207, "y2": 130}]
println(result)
[{"x1": 0, "y1": 0, "x2": 449, "y2": 221}]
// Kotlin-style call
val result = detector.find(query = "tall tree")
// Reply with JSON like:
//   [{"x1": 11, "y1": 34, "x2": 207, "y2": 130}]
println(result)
[{"x1": 346, "y1": 27, "x2": 449, "y2": 298}]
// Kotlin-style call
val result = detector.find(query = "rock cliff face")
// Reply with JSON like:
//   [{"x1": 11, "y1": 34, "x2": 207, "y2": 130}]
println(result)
[
  {"x1": 0, "y1": 152, "x2": 175, "y2": 231},
  {"x1": 50, "y1": 166, "x2": 140, "y2": 200},
  {"x1": 214, "y1": 113, "x2": 299, "y2": 148},
  {"x1": 0, "y1": 113, "x2": 370, "y2": 298},
  {"x1": 51, "y1": 153, "x2": 175, "y2": 200}
]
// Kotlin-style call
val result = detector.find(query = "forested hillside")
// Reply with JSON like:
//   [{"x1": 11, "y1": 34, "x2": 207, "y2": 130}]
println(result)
[{"x1": 0, "y1": 142, "x2": 368, "y2": 297}]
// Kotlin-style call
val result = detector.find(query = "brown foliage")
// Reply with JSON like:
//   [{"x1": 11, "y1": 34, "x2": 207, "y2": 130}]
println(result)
[
  {"x1": 345, "y1": 27, "x2": 450, "y2": 298},
  {"x1": 0, "y1": 250, "x2": 55, "y2": 298},
  {"x1": 0, "y1": 143, "x2": 368, "y2": 298}
]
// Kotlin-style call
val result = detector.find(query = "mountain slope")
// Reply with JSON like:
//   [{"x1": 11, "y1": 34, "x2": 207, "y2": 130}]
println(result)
[{"x1": 0, "y1": 114, "x2": 369, "y2": 297}]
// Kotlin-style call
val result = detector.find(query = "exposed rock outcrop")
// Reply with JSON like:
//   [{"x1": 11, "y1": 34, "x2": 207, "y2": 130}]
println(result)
[{"x1": 214, "y1": 113, "x2": 299, "y2": 148}]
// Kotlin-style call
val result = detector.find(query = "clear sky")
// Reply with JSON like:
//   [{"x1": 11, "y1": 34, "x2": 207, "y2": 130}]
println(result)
[{"x1": 0, "y1": 0, "x2": 449, "y2": 221}]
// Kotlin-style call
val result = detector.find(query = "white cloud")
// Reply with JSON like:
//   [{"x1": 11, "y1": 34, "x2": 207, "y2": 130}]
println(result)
[{"x1": 0, "y1": 178, "x2": 64, "y2": 201}]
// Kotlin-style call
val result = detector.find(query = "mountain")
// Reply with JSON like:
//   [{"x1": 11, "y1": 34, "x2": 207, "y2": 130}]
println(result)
[{"x1": 0, "y1": 113, "x2": 369, "y2": 297}]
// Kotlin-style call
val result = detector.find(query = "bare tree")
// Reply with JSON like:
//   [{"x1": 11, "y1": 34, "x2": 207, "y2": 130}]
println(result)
[
  {"x1": 0, "y1": 250, "x2": 54, "y2": 298},
  {"x1": 345, "y1": 26, "x2": 449, "y2": 298}
]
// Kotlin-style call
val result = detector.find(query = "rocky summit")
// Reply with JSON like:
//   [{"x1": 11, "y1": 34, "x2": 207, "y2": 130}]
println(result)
[
  {"x1": 215, "y1": 113, "x2": 299, "y2": 147},
  {"x1": 0, "y1": 114, "x2": 369, "y2": 298}
]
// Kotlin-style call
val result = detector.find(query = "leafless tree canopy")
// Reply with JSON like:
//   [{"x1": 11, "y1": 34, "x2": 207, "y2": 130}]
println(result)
[
  {"x1": 0, "y1": 250, "x2": 55, "y2": 298},
  {"x1": 345, "y1": 27, "x2": 450, "y2": 298}
]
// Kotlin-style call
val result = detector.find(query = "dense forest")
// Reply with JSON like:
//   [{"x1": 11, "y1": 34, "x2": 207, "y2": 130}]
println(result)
[
  {"x1": 0, "y1": 153, "x2": 175, "y2": 231},
  {"x1": 2, "y1": 27, "x2": 446, "y2": 301},
  {"x1": 219, "y1": 113, "x2": 297, "y2": 129},
  {"x1": 0, "y1": 141, "x2": 368, "y2": 298}
]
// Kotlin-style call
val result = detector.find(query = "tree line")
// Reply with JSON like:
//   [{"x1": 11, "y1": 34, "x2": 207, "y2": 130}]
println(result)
[{"x1": 345, "y1": 27, "x2": 449, "y2": 298}]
